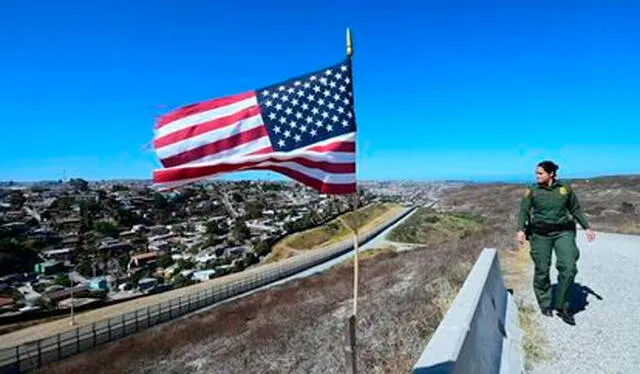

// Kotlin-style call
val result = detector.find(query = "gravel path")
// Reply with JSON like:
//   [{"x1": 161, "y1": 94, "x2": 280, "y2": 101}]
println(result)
[{"x1": 529, "y1": 230, "x2": 640, "y2": 373}]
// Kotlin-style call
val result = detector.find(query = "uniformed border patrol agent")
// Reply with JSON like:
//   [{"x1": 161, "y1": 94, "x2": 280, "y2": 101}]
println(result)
[{"x1": 517, "y1": 160, "x2": 596, "y2": 325}]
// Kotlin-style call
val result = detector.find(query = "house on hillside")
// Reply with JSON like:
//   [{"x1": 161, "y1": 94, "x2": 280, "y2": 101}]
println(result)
[
  {"x1": 128, "y1": 252, "x2": 158, "y2": 271},
  {"x1": 34, "y1": 260, "x2": 67, "y2": 276}
]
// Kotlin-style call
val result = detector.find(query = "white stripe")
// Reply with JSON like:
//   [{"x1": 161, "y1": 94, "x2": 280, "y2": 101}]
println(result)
[
  {"x1": 300, "y1": 132, "x2": 355, "y2": 150},
  {"x1": 155, "y1": 96, "x2": 258, "y2": 138},
  {"x1": 179, "y1": 136, "x2": 272, "y2": 166},
  {"x1": 176, "y1": 148, "x2": 355, "y2": 169},
  {"x1": 155, "y1": 114, "x2": 264, "y2": 160},
  {"x1": 245, "y1": 160, "x2": 355, "y2": 184}
]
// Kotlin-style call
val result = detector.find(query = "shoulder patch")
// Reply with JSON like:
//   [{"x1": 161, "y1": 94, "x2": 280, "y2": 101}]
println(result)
[
  {"x1": 524, "y1": 188, "x2": 532, "y2": 198},
  {"x1": 559, "y1": 186, "x2": 568, "y2": 195}
]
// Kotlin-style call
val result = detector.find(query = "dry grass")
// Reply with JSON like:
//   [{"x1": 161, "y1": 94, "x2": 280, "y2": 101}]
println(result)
[
  {"x1": 270, "y1": 203, "x2": 402, "y2": 261},
  {"x1": 36, "y1": 214, "x2": 510, "y2": 374}
]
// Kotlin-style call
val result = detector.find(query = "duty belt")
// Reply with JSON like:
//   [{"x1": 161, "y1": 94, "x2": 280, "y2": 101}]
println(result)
[{"x1": 531, "y1": 221, "x2": 576, "y2": 235}]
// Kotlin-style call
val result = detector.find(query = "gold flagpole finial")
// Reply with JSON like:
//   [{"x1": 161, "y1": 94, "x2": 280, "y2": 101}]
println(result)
[{"x1": 346, "y1": 27, "x2": 353, "y2": 57}]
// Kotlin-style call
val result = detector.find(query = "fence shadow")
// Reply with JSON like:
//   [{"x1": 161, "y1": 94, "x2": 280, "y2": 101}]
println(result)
[{"x1": 551, "y1": 283, "x2": 603, "y2": 314}]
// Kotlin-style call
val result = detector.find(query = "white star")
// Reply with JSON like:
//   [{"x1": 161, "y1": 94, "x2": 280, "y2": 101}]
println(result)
[
  {"x1": 334, "y1": 73, "x2": 342, "y2": 80},
  {"x1": 345, "y1": 77, "x2": 351, "y2": 83},
  {"x1": 306, "y1": 116, "x2": 313, "y2": 123},
  {"x1": 281, "y1": 95, "x2": 289, "y2": 102},
  {"x1": 339, "y1": 86, "x2": 347, "y2": 92},
  {"x1": 310, "y1": 129, "x2": 318, "y2": 136},
  {"x1": 321, "y1": 111, "x2": 329, "y2": 118},
  {"x1": 300, "y1": 125, "x2": 308, "y2": 133},
  {"x1": 285, "y1": 107, "x2": 293, "y2": 115},
  {"x1": 307, "y1": 94, "x2": 316, "y2": 101},
  {"x1": 284, "y1": 130, "x2": 291, "y2": 138},
  {"x1": 302, "y1": 103, "x2": 309, "y2": 110},
  {"x1": 291, "y1": 98, "x2": 299, "y2": 106},
  {"x1": 279, "y1": 85, "x2": 286, "y2": 91},
  {"x1": 295, "y1": 112, "x2": 303, "y2": 119},
  {"x1": 343, "y1": 98, "x2": 350, "y2": 105},
  {"x1": 268, "y1": 112, "x2": 277, "y2": 120},
  {"x1": 262, "y1": 90, "x2": 270, "y2": 96},
  {"x1": 325, "y1": 69, "x2": 332, "y2": 75},
  {"x1": 328, "y1": 102, "x2": 335, "y2": 110},
  {"x1": 347, "y1": 112, "x2": 353, "y2": 118},
  {"x1": 342, "y1": 119, "x2": 349, "y2": 127},
  {"x1": 272, "y1": 92, "x2": 280, "y2": 98},
  {"x1": 331, "y1": 115, "x2": 339, "y2": 122},
  {"x1": 265, "y1": 100, "x2": 273, "y2": 107},
  {"x1": 297, "y1": 90, "x2": 305, "y2": 97},
  {"x1": 341, "y1": 65, "x2": 348, "y2": 72},
  {"x1": 303, "y1": 82, "x2": 311, "y2": 88},
  {"x1": 274, "y1": 126, "x2": 282, "y2": 134},
  {"x1": 310, "y1": 75, "x2": 317, "y2": 81},
  {"x1": 294, "y1": 134, "x2": 302, "y2": 142},
  {"x1": 312, "y1": 86, "x2": 321, "y2": 93},
  {"x1": 278, "y1": 139, "x2": 286, "y2": 147},
  {"x1": 289, "y1": 121, "x2": 297, "y2": 128},
  {"x1": 318, "y1": 98, "x2": 325, "y2": 106},
  {"x1": 311, "y1": 108, "x2": 319, "y2": 115},
  {"x1": 323, "y1": 90, "x2": 330, "y2": 97},
  {"x1": 320, "y1": 77, "x2": 328, "y2": 85},
  {"x1": 316, "y1": 120, "x2": 323, "y2": 127},
  {"x1": 294, "y1": 81, "x2": 302, "y2": 86},
  {"x1": 329, "y1": 81, "x2": 337, "y2": 88},
  {"x1": 275, "y1": 103, "x2": 283, "y2": 111},
  {"x1": 333, "y1": 93, "x2": 340, "y2": 101},
  {"x1": 327, "y1": 124, "x2": 334, "y2": 132},
  {"x1": 337, "y1": 107, "x2": 344, "y2": 114},
  {"x1": 287, "y1": 87, "x2": 295, "y2": 94},
  {"x1": 279, "y1": 117, "x2": 287, "y2": 124},
  {"x1": 348, "y1": 92, "x2": 352, "y2": 97}
]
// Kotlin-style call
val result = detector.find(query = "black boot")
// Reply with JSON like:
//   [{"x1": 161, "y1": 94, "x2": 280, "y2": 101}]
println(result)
[
  {"x1": 541, "y1": 307, "x2": 553, "y2": 317},
  {"x1": 557, "y1": 308, "x2": 576, "y2": 325}
]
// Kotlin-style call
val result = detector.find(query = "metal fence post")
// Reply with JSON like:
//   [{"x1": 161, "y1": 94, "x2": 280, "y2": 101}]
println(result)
[
  {"x1": 177, "y1": 296, "x2": 182, "y2": 315},
  {"x1": 75, "y1": 328, "x2": 80, "y2": 353},
  {"x1": 169, "y1": 299, "x2": 173, "y2": 318},
  {"x1": 159, "y1": 303, "x2": 163, "y2": 322},
  {"x1": 135, "y1": 310, "x2": 139, "y2": 332},
  {"x1": 57, "y1": 334, "x2": 61, "y2": 359},
  {"x1": 107, "y1": 318, "x2": 112, "y2": 341},
  {"x1": 15, "y1": 346, "x2": 20, "y2": 372},
  {"x1": 92, "y1": 323, "x2": 97, "y2": 346},
  {"x1": 188, "y1": 294, "x2": 192, "y2": 311},
  {"x1": 37, "y1": 340, "x2": 42, "y2": 368},
  {"x1": 147, "y1": 306, "x2": 151, "y2": 327},
  {"x1": 122, "y1": 314, "x2": 126, "y2": 336}
]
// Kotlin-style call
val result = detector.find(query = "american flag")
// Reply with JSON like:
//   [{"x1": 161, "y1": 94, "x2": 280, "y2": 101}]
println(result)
[{"x1": 152, "y1": 58, "x2": 356, "y2": 194}]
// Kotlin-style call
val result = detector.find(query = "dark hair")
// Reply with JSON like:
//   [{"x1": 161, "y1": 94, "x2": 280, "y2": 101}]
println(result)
[{"x1": 538, "y1": 160, "x2": 559, "y2": 177}]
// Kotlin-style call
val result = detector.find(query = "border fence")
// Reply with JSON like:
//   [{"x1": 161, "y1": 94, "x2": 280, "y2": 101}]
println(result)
[{"x1": 0, "y1": 207, "x2": 415, "y2": 373}]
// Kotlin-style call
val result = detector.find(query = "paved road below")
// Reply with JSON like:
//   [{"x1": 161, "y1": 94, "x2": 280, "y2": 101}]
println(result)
[{"x1": 529, "y1": 230, "x2": 640, "y2": 373}]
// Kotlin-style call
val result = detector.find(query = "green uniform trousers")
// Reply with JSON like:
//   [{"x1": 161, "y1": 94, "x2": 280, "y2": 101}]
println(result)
[{"x1": 529, "y1": 231, "x2": 580, "y2": 311}]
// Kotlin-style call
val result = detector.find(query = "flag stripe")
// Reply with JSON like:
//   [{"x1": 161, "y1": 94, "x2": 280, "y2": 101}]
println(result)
[
  {"x1": 154, "y1": 155, "x2": 354, "y2": 183},
  {"x1": 154, "y1": 105, "x2": 261, "y2": 149},
  {"x1": 307, "y1": 140, "x2": 355, "y2": 153},
  {"x1": 162, "y1": 136, "x2": 273, "y2": 168},
  {"x1": 252, "y1": 165, "x2": 356, "y2": 194},
  {"x1": 159, "y1": 126, "x2": 269, "y2": 168},
  {"x1": 155, "y1": 114, "x2": 265, "y2": 160},
  {"x1": 155, "y1": 91, "x2": 256, "y2": 130}
]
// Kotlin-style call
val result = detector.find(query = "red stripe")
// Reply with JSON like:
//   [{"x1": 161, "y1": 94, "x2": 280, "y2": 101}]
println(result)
[
  {"x1": 155, "y1": 91, "x2": 256, "y2": 129},
  {"x1": 154, "y1": 106, "x2": 262, "y2": 149},
  {"x1": 247, "y1": 146, "x2": 273, "y2": 156},
  {"x1": 252, "y1": 166, "x2": 356, "y2": 194},
  {"x1": 307, "y1": 141, "x2": 355, "y2": 153},
  {"x1": 154, "y1": 156, "x2": 354, "y2": 183},
  {"x1": 160, "y1": 126, "x2": 268, "y2": 168}
]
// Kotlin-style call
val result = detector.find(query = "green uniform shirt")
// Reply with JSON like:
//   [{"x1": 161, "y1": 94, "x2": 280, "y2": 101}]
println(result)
[{"x1": 518, "y1": 179, "x2": 590, "y2": 231}]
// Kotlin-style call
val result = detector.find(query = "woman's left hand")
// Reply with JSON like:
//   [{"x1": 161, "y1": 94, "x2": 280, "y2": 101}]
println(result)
[{"x1": 586, "y1": 229, "x2": 596, "y2": 242}]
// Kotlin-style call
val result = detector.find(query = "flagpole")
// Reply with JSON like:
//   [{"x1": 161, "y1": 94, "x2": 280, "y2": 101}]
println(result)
[{"x1": 344, "y1": 26, "x2": 359, "y2": 374}]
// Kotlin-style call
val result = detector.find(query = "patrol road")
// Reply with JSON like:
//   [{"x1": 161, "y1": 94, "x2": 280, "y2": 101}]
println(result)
[{"x1": 530, "y1": 230, "x2": 640, "y2": 373}]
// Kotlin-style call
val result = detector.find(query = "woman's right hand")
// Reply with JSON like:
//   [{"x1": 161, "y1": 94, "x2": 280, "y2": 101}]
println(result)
[{"x1": 516, "y1": 231, "x2": 526, "y2": 244}]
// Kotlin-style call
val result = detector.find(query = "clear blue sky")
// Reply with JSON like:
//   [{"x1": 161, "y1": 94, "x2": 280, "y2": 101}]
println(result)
[{"x1": 2, "y1": 1, "x2": 639, "y2": 183}]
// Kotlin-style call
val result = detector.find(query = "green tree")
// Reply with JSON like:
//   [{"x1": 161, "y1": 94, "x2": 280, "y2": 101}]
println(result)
[
  {"x1": 157, "y1": 253, "x2": 173, "y2": 269},
  {"x1": 8, "y1": 191, "x2": 26, "y2": 208},
  {"x1": 231, "y1": 219, "x2": 250, "y2": 243},
  {"x1": 69, "y1": 178, "x2": 89, "y2": 191},
  {"x1": 254, "y1": 242, "x2": 271, "y2": 257},
  {"x1": 54, "y1": 273, "x2": 72, "y2": 287},
  {"x1": 95, "y1": 221, "x2": 119, "y2": 238},
  {"x1": 0, "y1": 239, "x2": 39, "y2": 276},
  {"x1": 245, "y1": 201, "x2": 265, "y2": 220}
]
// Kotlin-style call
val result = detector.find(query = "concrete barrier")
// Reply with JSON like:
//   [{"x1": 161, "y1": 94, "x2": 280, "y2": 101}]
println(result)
[{"x1": 412, "y1": 248, "x2": 523, "y2": 374}]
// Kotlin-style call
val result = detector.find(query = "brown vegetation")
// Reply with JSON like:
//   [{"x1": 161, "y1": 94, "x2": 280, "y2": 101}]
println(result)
[{"x1": 36, "y1": 214, "x2": 515, "y2": 374}]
